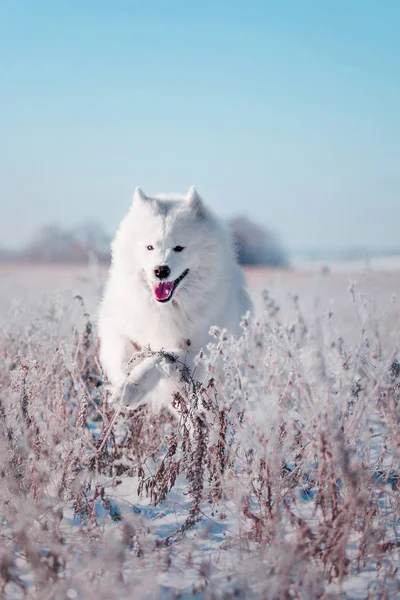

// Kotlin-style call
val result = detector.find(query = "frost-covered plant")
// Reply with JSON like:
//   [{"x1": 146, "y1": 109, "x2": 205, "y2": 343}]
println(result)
[{"x1": 0, "y1": 283, "x2": 399, "y2": 599}]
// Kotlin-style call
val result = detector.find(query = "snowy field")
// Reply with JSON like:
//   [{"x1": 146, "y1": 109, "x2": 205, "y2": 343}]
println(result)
[{"x1": 1, "y1": 262, "x2": 400, "y2": 599}]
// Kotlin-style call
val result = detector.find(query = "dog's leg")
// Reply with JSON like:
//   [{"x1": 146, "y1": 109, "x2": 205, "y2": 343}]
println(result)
[
  {"x1": 121, "y1": 351, "x2": 182, "y2": 409},
  {"x1": 99, "y1": 327, "x2": 128, "y2": 389}
]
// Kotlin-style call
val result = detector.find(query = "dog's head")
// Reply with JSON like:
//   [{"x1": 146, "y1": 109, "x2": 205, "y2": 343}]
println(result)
[{"x1": 114, "y1": 186, "x2": 223, "y2": 305}]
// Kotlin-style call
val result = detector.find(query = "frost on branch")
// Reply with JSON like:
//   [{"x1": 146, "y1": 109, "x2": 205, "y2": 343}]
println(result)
[{"x1": 0, "y1": 285, "x2": 399, "y2": 598}]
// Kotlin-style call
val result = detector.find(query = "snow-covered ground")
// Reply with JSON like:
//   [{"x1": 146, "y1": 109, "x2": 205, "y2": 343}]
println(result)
[{"x1": 292, "y1": 255, "x2": 400, "y2": 273}]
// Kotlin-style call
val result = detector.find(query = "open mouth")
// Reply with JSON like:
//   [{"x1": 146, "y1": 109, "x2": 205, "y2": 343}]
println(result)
[{"x1": 152, "y1": 268, "x2": 189, "y2": 303}]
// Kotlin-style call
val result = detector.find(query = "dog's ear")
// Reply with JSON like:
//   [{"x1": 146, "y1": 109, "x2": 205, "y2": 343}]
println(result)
[
  {"x1": 132, "y1": 187, "x2": 150, "y2": 206},
  {"x1": 186, "y1": 186, "x2": 204, "y2": 217}
]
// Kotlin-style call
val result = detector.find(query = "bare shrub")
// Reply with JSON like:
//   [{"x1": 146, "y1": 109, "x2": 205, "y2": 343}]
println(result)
[{"x1": 0, "y1": 282, "x2": 399, "y2": 598}]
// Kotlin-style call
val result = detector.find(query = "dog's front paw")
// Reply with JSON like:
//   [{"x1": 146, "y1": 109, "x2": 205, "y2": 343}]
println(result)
[
  {"x1": 107, "y1": 382, "x2": 123, "y2": 406},
  {"x1": 120, "y1": 381, "x2": 148, "y2": 410}
]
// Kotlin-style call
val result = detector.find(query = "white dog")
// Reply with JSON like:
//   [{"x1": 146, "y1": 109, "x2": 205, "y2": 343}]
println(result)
[{"x1": 98, "y1": 186, "x2": 252, "y2": 411}]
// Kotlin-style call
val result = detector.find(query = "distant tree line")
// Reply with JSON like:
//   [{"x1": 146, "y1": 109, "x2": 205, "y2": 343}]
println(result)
[
  {"x1": 0, "y1": 217, "x2": 289, "y2": 267},
  {"x1": 229, "y1": 216, "x2": 288, "y2": 267},
  {"x1": 0, "y1": 224, "x2": 110, "y2": 264}
]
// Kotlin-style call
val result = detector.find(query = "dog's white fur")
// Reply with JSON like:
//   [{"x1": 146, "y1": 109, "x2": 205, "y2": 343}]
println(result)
[{"x1": 98, "y1": 186, "x2": 252, "y2": 410}]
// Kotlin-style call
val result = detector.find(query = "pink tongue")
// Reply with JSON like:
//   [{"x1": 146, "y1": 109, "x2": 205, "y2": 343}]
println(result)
[{"x1": 153, "y1": 281, "x2": 175, "y2": 301}]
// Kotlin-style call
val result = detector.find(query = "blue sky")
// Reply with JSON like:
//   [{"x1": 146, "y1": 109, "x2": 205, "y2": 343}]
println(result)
[{"x1": 0, "y1": 1, "x2": 399, "y2": 251}]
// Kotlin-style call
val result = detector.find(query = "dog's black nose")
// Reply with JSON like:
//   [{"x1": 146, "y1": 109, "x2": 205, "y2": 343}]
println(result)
[{"x1": 154, "y1": 265, "x2": 171, "y2": 280}]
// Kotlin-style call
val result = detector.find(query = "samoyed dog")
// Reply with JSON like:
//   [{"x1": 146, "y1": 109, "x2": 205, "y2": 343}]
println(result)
[{"x1": 98, "y1": 186, "x2": 252, "y2": 412}]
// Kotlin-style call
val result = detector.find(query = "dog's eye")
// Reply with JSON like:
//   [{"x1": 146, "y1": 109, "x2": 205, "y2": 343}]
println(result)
[
  {"x1": 173, "y1": 246, "x2": 184, "y2": 252},
  {"x1": 146, "y1": 245, "x2": 154, "y2": 251}
]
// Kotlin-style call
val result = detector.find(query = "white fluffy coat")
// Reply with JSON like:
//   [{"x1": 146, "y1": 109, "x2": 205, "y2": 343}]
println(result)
[{"x1": 98, "y1": 186, "x2": 252, "y2": 410}]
